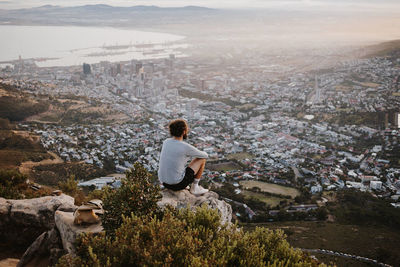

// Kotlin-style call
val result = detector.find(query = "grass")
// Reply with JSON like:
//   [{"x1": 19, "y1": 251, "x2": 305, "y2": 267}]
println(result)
[
  {"x1": 207, "y1": 161, "x2": 242, "y2": 172},
  {"x1": 365, "y1": 39, "x2": 400, "y2": 58},
  {"x1": 226, "y1": 152, "x2": 254, "y2": 161},
  {"x1": 241, "y1": 190, "x2": 284, "y2": 207},
  {"x1": 360, "y1": 82, "x2": 380, "y2": 88},
  {"x1": 0, "y1": 150, "x2": 51, "y2": 169},
  {"x1": 240, "y1": 180, "x2": 300, "y2": 198},
  {"x1": 243, "y1": 221, "x2": 400, "y2": 267}
]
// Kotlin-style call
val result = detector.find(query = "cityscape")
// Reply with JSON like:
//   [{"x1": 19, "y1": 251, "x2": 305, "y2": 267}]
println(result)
[{"x1": 0, "y1": 1, "x2": 400, "y2": 266}]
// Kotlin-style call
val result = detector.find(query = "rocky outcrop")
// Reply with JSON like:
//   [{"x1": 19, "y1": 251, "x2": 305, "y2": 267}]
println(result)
[
  {"x1": 0, "y1": 258, "x2": 19, "y2": 267},
  {"x1": 55, "y1": 211, "x2": 103, "y2": 254},
  {"x1": 157, "y1": 189, "x2": 232, "y2": 225},
  {"x1": 0, "y1": 194, "x2": 75, "y2": 247},
  {"x1": 17, "y1": 228, "x2": 63, "y2": 267},
  {"x1": 0, "y1": 189, "x2": 231, "y2": 266}
]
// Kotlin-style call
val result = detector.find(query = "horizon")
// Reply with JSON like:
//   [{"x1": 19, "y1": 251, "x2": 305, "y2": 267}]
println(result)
[{"x1": 1, "y1": 0, "x2": 400, "y2": 10}]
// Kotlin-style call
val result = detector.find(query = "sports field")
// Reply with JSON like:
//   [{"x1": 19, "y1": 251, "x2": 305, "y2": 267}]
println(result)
[{"x1": 240, "y1": 180, "x2": 300, "y2": 198}]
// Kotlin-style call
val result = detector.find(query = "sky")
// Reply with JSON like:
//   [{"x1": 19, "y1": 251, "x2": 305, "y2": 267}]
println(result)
[{"x1": 0, "y1": 0, "x2": 400, "y2": 9}]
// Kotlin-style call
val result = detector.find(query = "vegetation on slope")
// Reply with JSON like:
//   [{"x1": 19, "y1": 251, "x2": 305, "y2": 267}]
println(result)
[{"x1": 57, "y1": 163, "x2": 325, "y2": 267}]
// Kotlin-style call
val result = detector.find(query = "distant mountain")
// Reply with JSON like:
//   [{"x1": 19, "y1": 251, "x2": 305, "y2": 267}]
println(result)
[
  {"x1": 364, "y1": 39, "x2": 400, "y2": 58},
  {"x1": 0, "y1": 4, "x2": 218, "y2": 28}
]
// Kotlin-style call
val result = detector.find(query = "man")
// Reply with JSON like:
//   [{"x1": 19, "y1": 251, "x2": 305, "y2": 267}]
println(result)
[{"x1": 158, "y1": 119, "x2": 209, "y2": 195}]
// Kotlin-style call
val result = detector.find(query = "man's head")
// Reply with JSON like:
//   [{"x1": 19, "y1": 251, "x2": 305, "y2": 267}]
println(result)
[{"x1": 169, "y1": 119, "x2": 188, "y2": 139}]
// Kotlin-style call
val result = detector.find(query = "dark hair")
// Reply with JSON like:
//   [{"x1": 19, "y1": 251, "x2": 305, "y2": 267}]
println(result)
[{"x1": 169, "y1": 119, "x2": 187, "y2": 137}]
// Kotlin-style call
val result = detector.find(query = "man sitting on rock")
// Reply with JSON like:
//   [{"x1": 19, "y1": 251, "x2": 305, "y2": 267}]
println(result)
[{"x1": 158, "y1": 119, "x2": 209, "y2": 195}]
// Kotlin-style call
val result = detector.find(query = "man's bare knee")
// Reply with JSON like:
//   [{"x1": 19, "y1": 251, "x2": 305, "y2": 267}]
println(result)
[{"x1": 189, "y1": 158, "x2": 206, "y2": 173}]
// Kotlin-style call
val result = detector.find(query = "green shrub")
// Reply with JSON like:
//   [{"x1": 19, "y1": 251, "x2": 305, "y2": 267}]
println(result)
[
  {"x1": 0, "y1": 169, "x2": 27, "y2": 199},
  {"x1": 58, "y1": 175, "x2": 79, "y2": 196},
  {"x1": 86, "y1": 187, "x2": 109, "y2": 201},
  {"x1": 56, "y1": 162, "x2": 325, "y2": 266},
  {"x1": 100, "y1": 162, "x2": 162, "y2": 235},
  {"x1": 330, "y1": 189, "x2": 400, "y2": 228},
  {"x1": 0, "y1": 96, "x2": 49, "y2": 121},
  {"x1": 58, "y1": 205, "x2": 323, "y2": 267}
]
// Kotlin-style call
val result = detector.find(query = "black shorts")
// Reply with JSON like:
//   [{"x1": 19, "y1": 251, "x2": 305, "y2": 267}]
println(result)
[{"x1": 163, "y1": 167, "x2": 195, "y2": 191}]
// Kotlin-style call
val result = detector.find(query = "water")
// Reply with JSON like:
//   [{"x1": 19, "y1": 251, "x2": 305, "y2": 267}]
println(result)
[{"x1": 0, "y1": 25, "x2": 186, "y2": 67}]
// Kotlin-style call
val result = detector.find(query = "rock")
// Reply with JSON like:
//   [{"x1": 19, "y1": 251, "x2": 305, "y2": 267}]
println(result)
[
  {"x1": 17, "y1": 228, "x2": 63, "y2": 267},
  {"x1": 55, "y1": 211, "x2": 103, "y2": 254},
  {"x1": 157, "y1": 189, "x2": 232, "y2": 225},
  {"x1": 8, "y1": 194, "x2": 75, "y2": 229},
  {"x1": 0, "y1": 258, "x2": 19, "y2": 267},
  {"x1": 0, "y1": 194, "x2": 76, "y2": 247},
  {"x1": 0, "y1": 197, "x2": 11, "y2": 225}
]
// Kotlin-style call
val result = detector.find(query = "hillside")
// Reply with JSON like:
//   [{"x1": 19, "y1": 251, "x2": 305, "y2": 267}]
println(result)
[
  {"x1": 364, "y1": 39, "x2": 400, "y2": 58},
  {"x1": 0, "y1": 5, "x2": 217, "y2": 28}
]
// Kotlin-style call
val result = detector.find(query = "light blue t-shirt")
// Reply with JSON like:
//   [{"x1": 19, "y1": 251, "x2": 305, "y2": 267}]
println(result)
[{"x1": 158, "y1": 138, "x2": 208, "y2": 184}]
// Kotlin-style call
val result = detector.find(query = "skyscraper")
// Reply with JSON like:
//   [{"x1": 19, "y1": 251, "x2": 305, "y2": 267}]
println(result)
[{"x1": 83, "y1": 63, "x2": 91, "y2": 75}]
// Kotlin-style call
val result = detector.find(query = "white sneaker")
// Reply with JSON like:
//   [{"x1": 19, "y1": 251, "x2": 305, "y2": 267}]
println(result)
[{"x1": 190, "y1": 184, "x2": 209, "y2": 195}]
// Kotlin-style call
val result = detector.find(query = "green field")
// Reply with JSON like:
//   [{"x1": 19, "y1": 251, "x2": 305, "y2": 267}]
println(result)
[
  {"x1": 241, "y1": 190, "x2": 284, "y2": 207},
  {"x1": 207, "y1": 161, "x2": 242, "y2": 171},
  {"x1": 240, "y1": 180, "x2": 300, "y2": 198},
  {"x1": 243, "y1": 221, "x2": 400, "y2": 267},
  {"x1": 226, "y1": 152, "x2": 254, "y2": 161}
]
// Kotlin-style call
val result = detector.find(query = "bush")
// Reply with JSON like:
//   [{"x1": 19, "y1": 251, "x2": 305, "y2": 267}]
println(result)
[
  {"x1": 58, "y1": 175, "x2": 79, "y2": 196},
  {"x1": 328, "y1": 189, "x2": 400, "y2": 229},
  {"x1": 57, "y1": 205, "x2": 323, "y2": 267},
  {"x1": 56, "y1": 162, "x2": 325, "y2": 267},
  {"x1": 100, "y1": 162, "x2": 162, "y2": 235},
  {"x1": 0, "y1": 96, "x2": 49, "y2": 121},
  {"x1": 85, "y1": 187, "x2": 109, "y2": 201},
  {"x1": 0, "y1": 169, "x2": 27, "y2": 199}
]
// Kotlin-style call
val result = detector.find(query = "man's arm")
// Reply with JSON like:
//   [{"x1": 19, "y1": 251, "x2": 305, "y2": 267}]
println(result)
[{"x1": 185, "y1": 143, "x2": 208, "y2": 158}]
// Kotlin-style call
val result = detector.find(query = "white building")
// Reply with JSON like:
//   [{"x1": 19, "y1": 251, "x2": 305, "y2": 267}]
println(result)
[{"x1": 370, "y1": 180, "x2": 383, "y2": 190}]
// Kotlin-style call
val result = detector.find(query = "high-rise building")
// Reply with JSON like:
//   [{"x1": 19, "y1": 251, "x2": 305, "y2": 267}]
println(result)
[
  {"x1": 314, "y1": 75, "x2": 322, "y2": 104},
  {"x1": 116, "y1": 63, "x2": 122, "y2": 75},
  {"x1": 83, "y1": 63, "x2": 91, "y2": 75},
  {"x1": 135, "y1": 62, "x2": 143, "y2": 75}
]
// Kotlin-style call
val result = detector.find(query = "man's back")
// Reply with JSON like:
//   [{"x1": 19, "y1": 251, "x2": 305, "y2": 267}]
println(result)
[{"x1": 158, "y1": 138, "x2": 208, "y2": 185}]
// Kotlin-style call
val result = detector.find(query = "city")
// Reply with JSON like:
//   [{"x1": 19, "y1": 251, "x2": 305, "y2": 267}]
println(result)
[
  {"x1": 1, "y1": 44, "x2": 399, "y2": 219},
  {"x1": 1, "y1": 1, "x2": 400, "y2": 266}
]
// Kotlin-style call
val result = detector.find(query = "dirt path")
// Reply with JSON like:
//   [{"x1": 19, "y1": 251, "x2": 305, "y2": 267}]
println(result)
[{"x1": 19, "y1": 152, "x2": 63, "y2": 175}]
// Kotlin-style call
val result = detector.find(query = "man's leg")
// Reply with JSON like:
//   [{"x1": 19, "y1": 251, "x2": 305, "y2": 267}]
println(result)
[
  {"x1": 188, "y1": 158, "x2": 208, "y2": 195},
  {"x1": 188, "y1": 158, "x2": 206, "y2": 179}
]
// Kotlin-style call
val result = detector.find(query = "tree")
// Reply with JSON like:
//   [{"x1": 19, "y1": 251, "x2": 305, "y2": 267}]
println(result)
[{"x1": 100, "y1": 162, "x2": 162, "y2": 235}]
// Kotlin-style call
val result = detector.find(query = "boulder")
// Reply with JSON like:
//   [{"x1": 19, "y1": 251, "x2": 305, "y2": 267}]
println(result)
[
  {"x1": 0, "y1": 258, "x2": 19, "y2": 267},
  {"x1": 0, "y1": 194, "x2": 76, "y2": 247},
  {"x1": 157, "y1": 189, "x2": 232, "y2": 225},
  {"x1": 55, "y1": 211, "x2": 103, "y2": 254},
  {"x1": 17, "y1": 228, "x2": 63, "y2": 267},
  {"x1": 8, "y1": 194, "x2": 75, "y2": 229},
  {"x1": 0, "y1": 197, "x2": 11, "y2": 225}
]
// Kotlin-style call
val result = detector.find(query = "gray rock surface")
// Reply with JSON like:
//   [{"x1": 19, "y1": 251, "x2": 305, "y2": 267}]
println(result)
[
  {"x1": 17, "y1": 228, "x2": 63, "y2": 267},
  {"x1": 157, "y1": 189, "x2": 232, "y2": 224},
  {"x1": 1, "y1": 190, "x2": 232, "y2": 265},
  {"x1": 0, "y1": 194, "x2": 76, "y2": 247},
  {"x1": 8, "y1": 194, "x2": 75, "y2": 229},
  {"x1": 55, "y1": 210, "x2": 103, "y2": 254},
  {"x1": 0, "y1": 197, "x2": 11, "y2": 225},
  {"x1": 0, "y1": 258, "x2": 19, "y2": 267}
]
